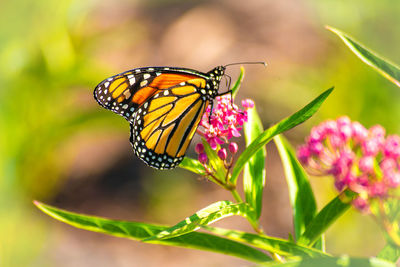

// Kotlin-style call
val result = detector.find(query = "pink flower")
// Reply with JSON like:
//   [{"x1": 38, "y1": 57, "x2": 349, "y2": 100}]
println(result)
[
  {"x1": 195, "y1": 95, "x2": 254, "y2": 166},
  {"x1": 229, "y1": 142, "x2": 238, "y2": 154},
  {"x1": 242, "y1": 99, "x2": 255, "y2": 109},
  {"x1": 198, "y1": 95, "x2": 249, "y2": 149},
  {"x1": 358, "y1": 156, "x2": 375, "y2": 174},
  {"x1": 297, "y1": 145, "x2": 311, "y2": 164},
  {"x1": 297, "y1": 117, "x2": 400, "y2": 213},
  {"x1": 195, "y1": 143, "x2": 204, "y2": 154},
  {"x1": 352, "y1": 122, "x2": 368, "y2": 142},
  {"x1": 218, "y1": 148, "x2": 227, "y2": 160},
  {"x1": 384, "y1": 135, "x2": 400, "y2": 158},
  {"x1": 198, "y1": 153, "x2": 208, "y2": 164},
  {"x1": 353, "y1": 197, "x2": 370, "y2": 213}
]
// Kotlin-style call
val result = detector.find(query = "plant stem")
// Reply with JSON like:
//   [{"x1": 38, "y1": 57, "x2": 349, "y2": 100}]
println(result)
[{"x1": 230, "y1": 188, "x2": 243, "y2": 203}]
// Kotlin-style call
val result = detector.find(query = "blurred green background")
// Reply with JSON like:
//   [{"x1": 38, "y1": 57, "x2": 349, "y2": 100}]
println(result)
[{"x1": 1, "y1": 0, "x2": 400, "y2": 266}]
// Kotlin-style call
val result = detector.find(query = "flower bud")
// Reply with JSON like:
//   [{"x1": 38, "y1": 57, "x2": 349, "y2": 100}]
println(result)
[
  {"x1": 297, "y1": 145, "x2": 310, "y2": 164},
  {"x1": 217, "y1": 148, "x2": 227, "y2": 160},
  {"x1": 229, "y1": 142, "x2": 238, "y2": 154},
  {"x1": 368, "y1": 182, "x2": 387, "y2": 197},
  {"x1": 352, "y1": 197, "x2": 369, "y2": 213},
  {"x1": 352, "y1": 122, "x2": 368, "y2": 142},
  {"x1": 198, "y1": 153, "x2": 208, "y2": 164},
  {"x1": 195, "y1": 143, "x2": 204, "y2": 154},
  {"x1": 358, "y1": 156, "x2": 375, "y2": 174},
  {"x1": 384, "y1": 135, "x2": 400, "y2": 158},
  {"x1": 384, "y1": 170, "x2": 400, "y2": 188},
  {"x1": 241, "y1": 99, "x2": 254, "y2": 109}
]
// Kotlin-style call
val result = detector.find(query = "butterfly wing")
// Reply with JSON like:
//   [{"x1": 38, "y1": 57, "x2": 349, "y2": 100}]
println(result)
[
  {"x1": 93, "y1": 67, "x2": 207, "y2": 124},
  {"x1": 130, "y1": 78, "x2": 209, "y2": 169}
]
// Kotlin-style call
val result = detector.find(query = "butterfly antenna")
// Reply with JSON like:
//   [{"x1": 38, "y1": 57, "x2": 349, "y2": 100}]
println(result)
[{"x1": 224, "y1": 61, "x2": 267, "y2": 68}]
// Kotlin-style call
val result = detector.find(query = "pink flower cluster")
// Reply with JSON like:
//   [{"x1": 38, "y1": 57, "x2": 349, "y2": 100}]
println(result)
[
  {"x1": 297, "y1": 116, "x2": 400, "y2": 212},
  {"x1": 195, "y1": 95, "x2": 254, "y2": 164}
]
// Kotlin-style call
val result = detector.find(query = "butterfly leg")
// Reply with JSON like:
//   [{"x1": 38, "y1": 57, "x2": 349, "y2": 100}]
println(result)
[{"x1": 208, "y1": 101, "x2": 214, "y2": 124}]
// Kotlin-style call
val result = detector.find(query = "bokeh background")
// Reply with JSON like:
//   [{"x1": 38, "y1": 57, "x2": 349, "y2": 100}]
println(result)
[{"x1": 2, "y1": 0, "x2": 400, "y2": 266}]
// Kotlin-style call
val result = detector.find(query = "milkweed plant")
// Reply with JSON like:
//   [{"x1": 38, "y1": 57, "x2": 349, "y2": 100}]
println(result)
[{"x1": 35, "y1": 26, "x2": 400, "y2": 266}]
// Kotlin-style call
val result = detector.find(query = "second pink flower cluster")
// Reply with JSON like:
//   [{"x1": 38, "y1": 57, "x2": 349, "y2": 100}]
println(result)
[{"x1": 297, "y1": 116, "x2": 400, "y2": 212}]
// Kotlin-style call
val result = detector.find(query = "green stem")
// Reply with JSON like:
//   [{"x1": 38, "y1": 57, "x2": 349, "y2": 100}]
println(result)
[{"x1": 230, "y1": 188, "x2": 243, "y2": 203}]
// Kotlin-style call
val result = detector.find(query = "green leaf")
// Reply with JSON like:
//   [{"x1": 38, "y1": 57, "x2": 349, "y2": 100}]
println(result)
[
  {"x1": 243, "y1": 105, "x2": 266, "y2": 219},
  {"x1": 202, "y1": 138, "x2": 227, "y2": 181},
  {"x1": 231, "y1": 66, "x2": 245, "y2": 98},
  {"x1": 273, "y1": 135, "x2": 319, "y2": 244},
  {"x1": 202, "y1": 225, "x2": 329, "y2": 258},
  {"x1": 179, "y1": 157, "x2": 206, "y2": 175},
  {"x1": 259, "y1": 255, "x2": 395, "y2": 267},
  {"x1": 327, "y1": 26, "x2": 400, "y2": 88},
  {"x1": 34, "y1": 201, "x2": 271, "y2": 263},
  {"x1": 378, "y1": 243, "x2": 400, "y2": 263},
  {"x1": 144, "y1": 201, "x2": 256, "y2": 241},
  {"x1": 230, "y1": 88, "x2": 333, "y2": 184},
  {"x1": 297, "y1": 190, "x2": 355, "y2": 246}
]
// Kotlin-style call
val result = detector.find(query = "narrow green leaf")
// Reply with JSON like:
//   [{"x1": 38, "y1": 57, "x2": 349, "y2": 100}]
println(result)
[
  {"x1": 273, "y1": 135, "x2": 318, "y2": 241},
  {"x1": 298, "y1": 190, "x2": 355, "y2": 246},
  {"x1": 243, "y1": 105, "x2": 266, "y2": 219},
  {"x1": 144, "y1": 201, "x2": 256, "y2": 241},
  {"x1": 327, "y1": 26, "x2": 400, "y2": 88},
  {"x1": 259, "y1": 255, "x2": 395, "y2": 267},
  {"x1": 230, "y1": 88, "x2": 333, "y2": 184},
  {"x1": 202, "y1": 225, "x2": 329, "y2": 258},
  {"x1": 34, "y1": 201, "x2": 271, "y2": 263},
  {"x1": 378, "y1": 243, "x2": 400, "y2": 263},
  {"x1": 231, "y1": 66, "x2": 245, "y2": 98},
  {"x1": 202, "y1": 139, "x2": 227, "y2": 181},
  {"x1": 179, "y1": 157, "x2": 206, "y2": 175}
]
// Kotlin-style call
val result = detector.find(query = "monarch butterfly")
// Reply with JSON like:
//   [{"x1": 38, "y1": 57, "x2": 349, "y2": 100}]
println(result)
[{"x1": 93, "y1": 62, "x2": 264, "y2": 170}]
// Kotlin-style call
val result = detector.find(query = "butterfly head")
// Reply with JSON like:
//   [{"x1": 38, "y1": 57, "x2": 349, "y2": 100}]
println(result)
[
  {"x1": 205, "y1": 66, "x2": 226, "y2": 98},
  {"x1": 211, "y1": 66, "x2": 226, "y2": 77}
]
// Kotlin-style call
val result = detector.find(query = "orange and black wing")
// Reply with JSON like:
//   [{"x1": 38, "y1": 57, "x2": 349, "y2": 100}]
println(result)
[
  {"x1": 93, "y1": 67, "x2": 206, "y2": 124},
  {"x1": 130, "y1": 78, "x2": 209, "y2": 169}
]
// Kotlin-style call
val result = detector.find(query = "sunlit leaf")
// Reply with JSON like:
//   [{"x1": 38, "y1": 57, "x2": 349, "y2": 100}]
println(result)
[
  {"x1": 230, "y1": 88, "x2": 333, "y2": 184},
  {"x1": 202, "y1": 138, "x2": 227, "y2": 181},
  {"x1": 259, "y1": 255, "x2": 395, "y2": 267},
  {"x1": 243, "y1": 105, "x2": 266, "y2": 219},
  {"x1": 378, "y1": 243, "x2": 400, "y2": 263},
  {"x1": 144, "y1": 201, "x2": 256, "y2": 241},
  {"x1": 273, "y1": 135, "x2": 321, "y2": 248},
  {"x1": 179, "y1": 157, "x2": 206, "y2": 175},
  {"x1": 327, "y1": 26, "x2": 400, "y2": 88},
  {"x1": 231, "y1": 66, "x2": 245, "y2": 98},
  {"x1": 34, "y1": 201, "x2": 271, "y2": 263},
  {"x1": 202, "y1": 225, "x2": 329, "y2": 258},
  {"x1": 297, "y1": 190, "x2": 355, "y2": 246}
]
